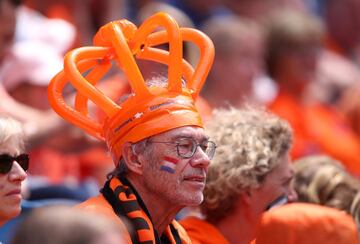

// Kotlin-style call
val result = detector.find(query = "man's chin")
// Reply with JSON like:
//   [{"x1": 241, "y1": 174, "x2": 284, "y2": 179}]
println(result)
[{"x1": 183, "y1": 193, "x2": 204, "y2": 207}]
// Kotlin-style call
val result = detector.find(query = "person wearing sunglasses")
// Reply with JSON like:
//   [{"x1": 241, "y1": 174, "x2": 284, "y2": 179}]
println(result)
[
  {"x1": 180, "y1": 107, "x2": 297, "y2": 244},
  {"x1": 0, "y1": 115, "x2": 28, "y2": 227}
]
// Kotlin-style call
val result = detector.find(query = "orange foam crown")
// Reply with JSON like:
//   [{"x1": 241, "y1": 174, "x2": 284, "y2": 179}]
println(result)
[{"x1": 48, "y1": 12, "x2": 214, "y2": 164}]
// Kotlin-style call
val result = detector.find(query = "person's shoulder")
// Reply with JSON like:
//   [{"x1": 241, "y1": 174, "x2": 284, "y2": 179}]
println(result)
[
  {"x1": 180, "y1": 216, "x2": 206, "y2": 227},
  {"x1": 75, "y1": 195, "x2": 122, "y2": 225},
  {"x1": 76, "y1": 195, "x2": 110, "y2": 210},
  {"x1": 75, "y1": 195, "x2": 118, "y2": 221},
  {"x1": 179, "y1": 217, "x2": 229, "y2": 244},
  {"x1": 75, "y1": 195, "x2": 132, "y2": 242},
  {"x1": 180, "y1": 216, "x2": 214, "y2": 234}
]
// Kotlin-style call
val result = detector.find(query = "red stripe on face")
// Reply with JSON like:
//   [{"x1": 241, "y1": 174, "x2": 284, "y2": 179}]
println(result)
[{"x1": 163, "y1": 156, "x2": 178, "y2": 164}]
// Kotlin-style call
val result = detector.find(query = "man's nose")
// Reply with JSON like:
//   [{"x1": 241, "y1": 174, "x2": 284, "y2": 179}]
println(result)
[
  {"x1": 8, "y1": 161, "x2": 27, "y2": 182},
  {"x1": 189, "y1": 147, "x2": 211, "y2": 171}
]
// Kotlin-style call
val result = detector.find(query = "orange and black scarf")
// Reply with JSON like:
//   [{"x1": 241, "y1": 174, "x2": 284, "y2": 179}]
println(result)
[{"x1": 101, "y1": 176, "x2": 182, "y2": 244}]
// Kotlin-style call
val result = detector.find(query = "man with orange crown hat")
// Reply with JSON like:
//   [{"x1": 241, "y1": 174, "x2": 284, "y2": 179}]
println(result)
[{"x1": 48, "y1": 12, "x2": 216, "y2": 243}]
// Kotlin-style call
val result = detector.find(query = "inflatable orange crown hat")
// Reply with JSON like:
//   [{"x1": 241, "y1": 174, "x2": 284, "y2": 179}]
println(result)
[{"x1": 48, "y1": 12, "x2": 215, "y2": 164}]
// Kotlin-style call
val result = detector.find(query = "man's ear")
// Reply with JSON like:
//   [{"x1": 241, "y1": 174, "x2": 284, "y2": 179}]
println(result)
[{"x1": 121, "y1": 142, "x2": 144, "y2": 175}]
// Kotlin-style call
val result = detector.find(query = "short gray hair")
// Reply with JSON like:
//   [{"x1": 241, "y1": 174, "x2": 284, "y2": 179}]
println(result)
[{"x1": 107, "y1": 138, "x2": 150, "y2": 179}]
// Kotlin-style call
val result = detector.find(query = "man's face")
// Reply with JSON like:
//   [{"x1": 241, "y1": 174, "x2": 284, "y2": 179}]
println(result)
[
  {"x1": 141, "y1": 126, "x2": 211, "y2": 207},
  {"x1": 251, "y1": 153, "x2": 297, "y2": 217}
]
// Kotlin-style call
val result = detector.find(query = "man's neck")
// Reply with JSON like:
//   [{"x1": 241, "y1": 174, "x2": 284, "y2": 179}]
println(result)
[{"x1": 126, "y1": 175, "x2": 182, "y2": 235}]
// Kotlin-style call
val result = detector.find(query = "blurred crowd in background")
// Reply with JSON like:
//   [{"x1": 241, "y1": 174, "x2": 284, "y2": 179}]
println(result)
[{"x1": 2, "y1": 0, "x2": 360, "y2": 243}]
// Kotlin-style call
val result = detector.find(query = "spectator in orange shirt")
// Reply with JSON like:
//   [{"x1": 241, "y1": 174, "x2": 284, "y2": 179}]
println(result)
[
  {"x1": 201, "y1": 15, "x2": 268, "y2": 108},
  {"x1": 292, "y1": 155, "x2": 360, "y2": 229},
  {"x1": 256, "y1": 203, "x2": 359, "y2": 244},
  {"x1": 181, "y1": 107, "x2": 297, "y2": 244},
  {"x1": 265, "y1": 9, "x2": 360, "y2": 176}
]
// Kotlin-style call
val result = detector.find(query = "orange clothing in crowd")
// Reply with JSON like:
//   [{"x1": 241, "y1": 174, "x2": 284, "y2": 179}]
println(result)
[
  {"x1": 24, "y1": 0, "x2": 77, "y2": 29},
  {"x1": 28, "y1": 146, "x2": 112, "y2": 184},
  {"x1": 77, "y1": 193, "x2": 192, "y2": 243},
  {"x1": 180, "y1": 216, "x2": 230, "y2": 244},
  {"x1": 269, "y1": 90, "x2": 360, "y2": 176},
  {"x1": 323, "y1": 35, "x2": 346, "y2": 57},
  {"x1": 28, "y1": 147, "x2": 81, "y2": 183},
  {"x1": 255, "y1": 203, "x2": 359, "y2": 244}
]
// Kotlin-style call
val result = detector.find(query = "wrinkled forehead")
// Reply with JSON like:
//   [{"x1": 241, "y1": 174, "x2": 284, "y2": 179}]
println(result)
[{"x1": 151, "y1": 125, "x2": 208, "y2": 142}]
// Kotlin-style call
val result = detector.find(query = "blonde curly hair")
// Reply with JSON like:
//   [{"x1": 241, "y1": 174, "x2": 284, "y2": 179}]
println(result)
[
  {"x1": 202, "y1": 107, "x2": 293, "y2": 222},
  {"x1": 293, "y1": 155, "x2": 360, "y2": 228}
]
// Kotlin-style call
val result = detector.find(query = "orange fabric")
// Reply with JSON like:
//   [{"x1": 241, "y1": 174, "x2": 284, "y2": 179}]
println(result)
[
  {"x1": 195, "y1": 96, "x2": 213, "y2": 122},
  {"x1": 269, "y1": 90, "x2": 360, "y2": 176},
  {"x1": 96, "y1": 75, "x2": 213, "y2": 124},
  {"x1": 78, "y1": 146, "x2": 113, "y2": 185},
  {"x1": 323, "y1": 35, "x2": 346, "y2": 57},
  {"x1": 24, "y1": 1, "x2": 74, "y2": 22},
  {"x1": 255, "y1": 203, "x2": 359, "y2": 244},
  {"x1": 76, "y1": 195, "x2": 132, "y2": 243},
  {"x1": 28, "y1": 147, "x2": 80, "y2": 184},
  {"x1": 77, "y1": 195, "x2": 192, "y2": 244},
  {"x1": 28, "y1": 146, "x2": 111, "y2": 184},
  {"x1": 78, "y1": 146, "x2": 112, "y2": 169},
  {"x1": 180, "y1": 216, "x2": 230, "y2": 244}
]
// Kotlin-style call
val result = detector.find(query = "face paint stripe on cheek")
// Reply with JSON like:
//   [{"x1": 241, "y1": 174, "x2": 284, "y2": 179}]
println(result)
[{"x1": 160, "y1": 156, "x2": 179, "y2": 174}]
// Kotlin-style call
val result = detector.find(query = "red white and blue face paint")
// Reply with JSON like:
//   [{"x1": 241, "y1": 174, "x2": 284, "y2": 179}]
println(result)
[{"x1": 160, "y1": 156, "x2": 179, "y2": 174}]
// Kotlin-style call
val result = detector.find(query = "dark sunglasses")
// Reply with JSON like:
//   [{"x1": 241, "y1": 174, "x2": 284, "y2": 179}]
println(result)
[{"x1": 0, "y1": 154, "x2": 29, "y2": 174}]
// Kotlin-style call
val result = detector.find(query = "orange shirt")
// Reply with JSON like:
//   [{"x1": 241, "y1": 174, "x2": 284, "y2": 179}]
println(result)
[
  {"x1": 28, "y1": 146, "x2": 80, "y2": 183},
  {"x1": 255, "y1": 203, "x2": 359, "y2": 244},
  {"x1": 77, "y1": 195, "x2": 192, "y2": 244},
  {"x1": 269, "y1": 91, "x2": 360, "y2": 176},
  {"x1": 180, "y1": 216, "x2": 230, "y2": 244},
  {"x1": 28, "y1": 145, "x2": 112, "y2": 185}
]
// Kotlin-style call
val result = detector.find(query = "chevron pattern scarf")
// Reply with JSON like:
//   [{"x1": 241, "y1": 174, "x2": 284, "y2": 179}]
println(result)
[{"x1": 101, "y1": 176, "x2": 182, "y2": 244}]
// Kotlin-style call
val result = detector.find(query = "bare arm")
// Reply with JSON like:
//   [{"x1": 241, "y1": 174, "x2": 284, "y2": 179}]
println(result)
[{"x1": 0, "y1": 83, "x2": 67, "y2": 149}]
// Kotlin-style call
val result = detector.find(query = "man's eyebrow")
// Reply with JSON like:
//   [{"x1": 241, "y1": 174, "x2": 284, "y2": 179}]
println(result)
[{"x1": 171, "y1": 134, "x2": 210, "y2": 141}]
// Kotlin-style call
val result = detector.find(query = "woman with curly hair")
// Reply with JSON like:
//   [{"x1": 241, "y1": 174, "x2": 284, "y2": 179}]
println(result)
[{"x1": 180, "y1": 107, "x2": 297, "y2": 244}]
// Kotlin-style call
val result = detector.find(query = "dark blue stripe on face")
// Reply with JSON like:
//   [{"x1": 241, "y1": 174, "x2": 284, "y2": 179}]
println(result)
[{"x1": 160, "y1": 166, "x2": 175, "y2": 174}]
